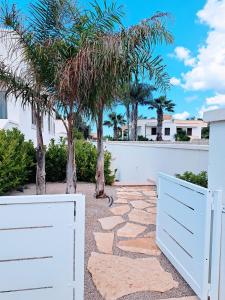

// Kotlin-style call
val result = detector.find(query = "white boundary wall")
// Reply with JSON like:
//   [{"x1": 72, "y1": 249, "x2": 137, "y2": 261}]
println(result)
[
  {"x1": 0, "y1": 194, "x2": 85, "y2": 300},
  {"x1": 103, "y1": 142, "x2": 208, "y2": 183}
]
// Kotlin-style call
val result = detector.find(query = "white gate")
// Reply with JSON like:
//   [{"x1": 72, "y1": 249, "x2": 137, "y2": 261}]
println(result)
[
  {"x1": 156, "y1": 173, "x2": 212, "y2": 300},
  {"x1": 0, "y1": 194, "x2": 85, "y2": 300}
]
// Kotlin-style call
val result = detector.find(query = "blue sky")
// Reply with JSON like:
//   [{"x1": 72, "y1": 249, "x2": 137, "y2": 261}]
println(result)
[{"x1": 11, "y1": 0, "x2": 225, "y2": 134}]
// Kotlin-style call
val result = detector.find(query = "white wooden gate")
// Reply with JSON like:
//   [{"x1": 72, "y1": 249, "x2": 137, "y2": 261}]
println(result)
[
  {"x1": 0, "y1": 194, "x2": 85, "y2": 300},
  {"x1": 156, "y1": 173, "x2": 212, "y2": 300}
]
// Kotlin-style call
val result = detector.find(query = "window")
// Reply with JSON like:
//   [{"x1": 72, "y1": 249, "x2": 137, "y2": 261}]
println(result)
[
  {"x1": 31, "y1": 104, "x2": 43, "y2": 128},
  {"x1": 176, "y1": 127, "x2": 182, "y2": 134},
  {"x1": 165, "y1": 128, "x2": 170, "y2": 136},
  {"x1": 187, "y1": 128, "x2": 193, "y2": 136},
  {"x1": 0, "y1": 92, "x2": 7, "y2": 119},
  {"x1": 151, "y1": 127, "x2": 157, "y2": 135}
]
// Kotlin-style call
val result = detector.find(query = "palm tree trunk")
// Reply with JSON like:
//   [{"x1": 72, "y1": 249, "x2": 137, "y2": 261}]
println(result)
[
  {"x1": 35, "y1": 105, "x2": 46, "y2": 195},
  {"x1": 126, "y1": 104, "x2": 130, "y2": 141},
  {"x1": 156, "y1": 109, "x2": 163, "y2": 141},
  {"x1": 130, "y1": 103, "x2": 135, "y2": 141},
  {"x1": 95, "y1": 102, "x2": 105, "y2": 198},
  {"x1": 66, "y1": 116, "x2": 76, "y2": 194},
  {"x1": 113, "y1": 125, "x2": 117, "y2": 140},
  {"x1": 134, "y1": 102, "x2": 138, "y2": 141}
]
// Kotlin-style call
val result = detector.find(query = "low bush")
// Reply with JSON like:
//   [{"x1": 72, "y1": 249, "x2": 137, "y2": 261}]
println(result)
[
  {"x1": 46, "y1": 139, "x2": 115, "y2": 185},
  {"x1": 0, "y1": 128, "x2": 36, "y2": 194},
  {"x1": 46, "y1": 138, "x2": 67, "y2": 182},
  {"x1": 176, "y1": 171, "x2": 208, "y2": 188}
]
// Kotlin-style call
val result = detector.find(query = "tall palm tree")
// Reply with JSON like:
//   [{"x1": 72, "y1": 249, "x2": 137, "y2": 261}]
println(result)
[
  {"x1": 148, "y1": 96, "x2": 175, "y2": 141},
  {"x1": 104, "y1": 112, "x2": 126, "y2": 140},
  {"x1": 129, "y1": 83, "x2": 155, "y2": 141}
]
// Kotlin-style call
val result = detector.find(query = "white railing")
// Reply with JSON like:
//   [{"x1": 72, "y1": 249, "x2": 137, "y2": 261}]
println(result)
[{"x1": 0, "y1": 194, "x2": 85, "y2": 300}]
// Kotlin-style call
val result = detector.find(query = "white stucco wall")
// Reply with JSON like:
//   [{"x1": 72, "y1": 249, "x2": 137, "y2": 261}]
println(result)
[{"x1": 103, "y1": 142, "x2": 208, "y2": 184}]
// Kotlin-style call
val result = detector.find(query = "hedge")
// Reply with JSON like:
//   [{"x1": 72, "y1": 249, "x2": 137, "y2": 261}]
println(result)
[
  {"x1": 0, "y1": 128, "x2": 35, "y2": 195},
  {"x1": 0, "y1": 129, "x2": 115, "y2": 194},
  {"x1": 46, "y1": 139, "x2": 115, "y2": 185}
]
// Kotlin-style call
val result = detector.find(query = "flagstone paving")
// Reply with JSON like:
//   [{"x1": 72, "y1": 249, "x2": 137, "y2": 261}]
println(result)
[
  {"x1": 128, "y1": 208, "x2": 156, "y2": 225},
  {"x1": 88, "y1": 252, "x2": 178, "y2": 300},
  {"x1": 117, "y1": 237, "x2": 161, "y2": 256},
  {"x1": 117, "y1": 222, "x2": 146, "y2": 238},
  {"x1": 94, "y1": 232, "x2": 114, "y2": 254},
  {"x1": 130, "y1": 200, "x2": 151, "y2": 210},
  {"x1": 98, "y1": 216, "x2": 125, "y2": 230},
  {"x1": 109, "y1": 204, "x2": 131, "y2": 216},
  {"x1": 88, "y1": 185, "x2": 196, "y2": 300}
]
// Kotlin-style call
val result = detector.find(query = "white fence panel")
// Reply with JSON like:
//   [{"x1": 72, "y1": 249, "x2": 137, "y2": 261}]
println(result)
[
  {"x1": 156, "y1": 173, "x2": 212, "y2": 300},
  {"x1": 0, "y1": 194, "x2": 85, "y2": 300}
]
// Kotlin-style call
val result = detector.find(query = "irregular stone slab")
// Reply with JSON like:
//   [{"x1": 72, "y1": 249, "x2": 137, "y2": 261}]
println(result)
[
  {"x1": 144, "y1": 231, "x2": 156, "y2": 238},
  {"x1": 146, "y1": 207, "x2": 157, "y2": 214},
  {"x1": 128, "y1": 209, "x2": 156, "y2": 225},
  {"x1": 117, "y1": 237, "x2": 161, "y2": 256},
  {"x1": 117, "y1": 222, "x2": 146, "y2": 238},
  {"x1": 88, "y1": 252, "x2": 178, "y2": 300},
  {"x1": 130, "y1": 200, "x2": 151, "y2": 210},
  {"x1": 94, "y1": 232, "x2": 114, "y2": 254},
  {"x1": 98, "y1": 216, "x2": 125, "y2": 230},
  {"x1": 143, "y1": 191, "x2": 157, "y2": 197},
  {"x1": 109, "y1": 205, "x2": 130, "y2": 216},
  {"x1": 114, "y1": 198, "x2": 128, "y2": 204},
  {"x1": 146, "y1": 197, "x2": 157, "y2": 204}
]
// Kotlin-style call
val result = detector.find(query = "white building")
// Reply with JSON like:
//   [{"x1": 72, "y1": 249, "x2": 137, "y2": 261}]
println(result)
[
  {"x1": 124, "y1": 115, "x2": 208, "y2": 141},
  {"x1": 0, "y1": 91, "x2": 66, "y2": 145},
  {"x1": 0, "y1": 30, "x2": 67, "y2": 145}
]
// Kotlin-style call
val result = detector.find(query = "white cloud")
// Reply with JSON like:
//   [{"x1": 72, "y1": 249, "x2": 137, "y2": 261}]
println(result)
[
  {"x1": 172, "y1": 47, "x2": 196, "y2": 67},
  {"x1": 206, "y1": 93, "x2": 225, "y2": 105},
  {"x1": 198, "y1": 105, "x2": 219, "y2": 118},
  {"x1": 173, "y1": 111, "x2": 190, "y2": 120},
  {"x1": 181, "y1": 0, "x2": 225, "y2": 93},
  {"x1": 170, "y1": 77, "x2": 181, "y2": 86},
  {"x1": 185, "y1": 95, "x2": 198, "y2": 102}
]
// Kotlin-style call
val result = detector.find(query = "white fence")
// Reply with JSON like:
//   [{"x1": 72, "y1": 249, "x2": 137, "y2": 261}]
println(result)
[
  {"x1": 156, "y1": 173, "x2": 225, "y2": 300},
  {"x1": 103, "y1": 142, "x2": 208, "y2": 183},
  {"x1": 0, "y1": 194, "x2": 85, "y2": 300}
]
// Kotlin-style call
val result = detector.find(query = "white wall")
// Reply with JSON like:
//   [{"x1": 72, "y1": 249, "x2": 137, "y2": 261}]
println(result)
[{"x1": 104, "y1": 142, "x2": 208, "y2": 183}]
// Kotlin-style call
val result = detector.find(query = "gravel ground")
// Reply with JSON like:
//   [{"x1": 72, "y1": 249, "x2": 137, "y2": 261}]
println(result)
[{"x1": 10, "y1": 182, "x2": 195, "y2": 300}]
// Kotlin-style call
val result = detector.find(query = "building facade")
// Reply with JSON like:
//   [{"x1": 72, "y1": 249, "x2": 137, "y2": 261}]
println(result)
[
  {"x1": 123, "y1": 115, "x2": 208, "y2": 141},
  {"x1": 0, "y1": 91, "x2": 66, "y2": 145}
]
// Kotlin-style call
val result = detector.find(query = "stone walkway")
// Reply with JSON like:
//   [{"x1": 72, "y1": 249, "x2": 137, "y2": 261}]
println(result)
[{"x1": 87, "y1": 186, "x2": 198, "y2": 300}]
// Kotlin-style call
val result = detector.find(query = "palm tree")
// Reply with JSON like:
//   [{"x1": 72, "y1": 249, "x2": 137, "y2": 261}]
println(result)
[
  {"x1": 148, "y1": 96, "x2": 175, "y2": 141},
  {"x1": 104, "y1": 112, "x2": 126, "y2": 140},
  {"x1": 87, "y1": 12, "x2": 173, "y2": 197},
  {"x1": 0, "y1": 4, "x2": 56, "y2": 194},
  {"x1": 129, "y1": 83, "x2": 155, "y2": 141}
]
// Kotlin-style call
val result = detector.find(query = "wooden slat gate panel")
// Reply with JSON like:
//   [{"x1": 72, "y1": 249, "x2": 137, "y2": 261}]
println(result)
[
  {"x1": 0, "y1": 194, "x2": 85, "y2": 300},
  {"x1": 156, "y1": 173, "x2": 212, "y2": 300}
]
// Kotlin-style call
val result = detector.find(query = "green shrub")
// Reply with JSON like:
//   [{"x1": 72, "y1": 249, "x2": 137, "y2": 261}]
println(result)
[
  {"x1": 0, "y1": 128, "x2": 36, "y2": 194},
  {"x1": 46, "y1": 139, "x2": 115, "y2": 185},
  {"x1": 176, "y1": 171, "x2": 208, "y2": 188},
  {"x1": 175, "y1": 130, "x2": 191, "y2": 141},
  {"x1": 138, "y1": 135, "x2": 149, "y2": 141},
  {"x1": 46, "y1": 138, "x2": 67, "y2": 182}
]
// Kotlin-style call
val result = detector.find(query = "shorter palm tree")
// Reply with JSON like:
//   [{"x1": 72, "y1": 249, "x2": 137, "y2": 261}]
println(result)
[
  {"x1": 148, "y1": 96, "x2": 175, "y2": 141},
  {"x1": 104, "y1": 112, "x2": 126, "y2": 140},
  {"x1": 129, "y1": 83, "x2": 155, "y2": 141}
]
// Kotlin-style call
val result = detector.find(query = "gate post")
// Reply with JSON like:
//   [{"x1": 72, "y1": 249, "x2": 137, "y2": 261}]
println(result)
[
  {"x1": 204, "y1": 108, "x2": 225, "y2": 300},
  {"x1": 204, "y1": 108, "x2": 225, "y2": 200}
]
